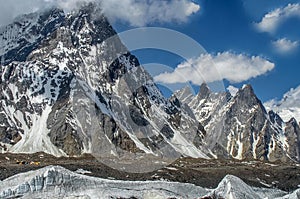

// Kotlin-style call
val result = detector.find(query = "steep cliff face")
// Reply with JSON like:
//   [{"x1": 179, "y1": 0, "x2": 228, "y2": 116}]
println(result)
[
  {"x1": 0, "y1": 4, "x2": 121, "y2": 156},
  {"x1": 0, "y1": 4, "x2": 209, "y2": 160},
  {"x1": 0, "y1": 3, "x2": 299, "y2": 163},
  {"x1": 177, "y1": 84, "x2": 300, "y2": 162},
  {"x1": 0, "y1": 9, "x2": 65, "y2": 66}
]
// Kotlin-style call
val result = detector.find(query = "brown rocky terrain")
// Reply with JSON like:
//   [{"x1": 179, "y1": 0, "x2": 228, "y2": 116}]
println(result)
[{"x1": 0, "y1": 152, "x2": 299, "y2": 192}]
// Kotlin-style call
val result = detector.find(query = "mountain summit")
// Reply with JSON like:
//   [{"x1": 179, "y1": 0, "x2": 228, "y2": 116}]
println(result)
[
  {"x1": 176, "y1": 84, "x2": 300, "y2": 162},
  {"x1": 0, "y1": 4, "x2": 209, "y2": 170},
  {"x1": 0, "y1": 3, "x2": 299, "y2": 166}
]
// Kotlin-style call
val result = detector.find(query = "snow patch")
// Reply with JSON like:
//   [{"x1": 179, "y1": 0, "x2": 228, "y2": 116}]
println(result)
[
  {"x1": 264, "y1": 85, "x2": 300, "y2": 122},
  {"x1": 9, "y1": 106, "x2": 66, "y2": 157},
  {"x1": 227, "y1": 85, "x2": 239, "y2": 97}
]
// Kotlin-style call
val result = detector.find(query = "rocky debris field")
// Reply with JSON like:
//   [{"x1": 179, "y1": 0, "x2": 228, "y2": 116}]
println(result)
[{"x1": 0, "y1": 153, "x2": 299, "y2": 192}]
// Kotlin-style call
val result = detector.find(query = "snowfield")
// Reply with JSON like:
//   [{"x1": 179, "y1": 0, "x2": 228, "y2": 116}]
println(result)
[{"x1": 0, "y1": 166, "x2": 299, "y2": 199}]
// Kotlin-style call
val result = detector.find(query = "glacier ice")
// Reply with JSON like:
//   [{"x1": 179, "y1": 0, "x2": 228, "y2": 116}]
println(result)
[{"x1": 0, "y1": 166, "x2": 298, "y2": 199}]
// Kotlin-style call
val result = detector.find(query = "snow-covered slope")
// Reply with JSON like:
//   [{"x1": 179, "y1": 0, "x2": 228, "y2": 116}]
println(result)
[
  {"x1": 265, "y1": 85, "x2": 300, "y2": 123},
  {"x1": 0, "y1": 8, "x2": 65, "y2": 66},
  {"x1": 0, "y1": 3, "x2": 210, "y2": 166},
  {"x1": 0, "y1": 165, "x2": 296, "y2": 199},
  {"x1": 0, "y1": 2, "x2": 299, "y2": 165},
  {"x1": 211, "y1": 175, "x2": 288, "y2": 199}
]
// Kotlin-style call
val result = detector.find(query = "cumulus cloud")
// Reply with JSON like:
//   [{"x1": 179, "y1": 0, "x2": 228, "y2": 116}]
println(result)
[
  {"x1": 100, "y1": 0, "x2": 200, "y2": 26},
  {"x1": 154, "y1": 52, "x2": 275, "y2": 85},
  {"x1": 272, "y1": 38, "x2": 299, "y2": 54},
  {"x1": 0, "y1": 0, "x2": 200, "y2": 27},
  {"x1": 255, "y1": 3, "x2": 300, "y2": 33}
]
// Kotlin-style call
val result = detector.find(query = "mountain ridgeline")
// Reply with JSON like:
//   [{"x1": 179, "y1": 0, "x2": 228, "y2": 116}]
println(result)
[{"x1": 0, "y1": 4, "x2": 299, "y2": 163}]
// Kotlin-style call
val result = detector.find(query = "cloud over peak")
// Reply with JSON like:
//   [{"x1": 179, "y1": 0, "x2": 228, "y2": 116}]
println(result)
[
  {"x1": 0, "y1": 0, "x2": 200, "y2": 27},
  {"x1": 101, "y1": 0, "x2": 200, "y2": 26},
  {"x1": 154, "y1": 52, "x2": 275, "y2": 85}
]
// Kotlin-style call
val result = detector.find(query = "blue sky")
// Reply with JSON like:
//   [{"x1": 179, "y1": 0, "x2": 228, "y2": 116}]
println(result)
[
  {"x1": 112, "y1": 0, "x2": 300, "y2": 102},
  {"x1": 0, "y1": 0, "x2": 299, "y2": 102}
]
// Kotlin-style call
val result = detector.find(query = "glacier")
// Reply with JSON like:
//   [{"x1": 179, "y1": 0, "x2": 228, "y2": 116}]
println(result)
[{"x1": 0, "y1": 165, "x2": 299, "y2": 199}]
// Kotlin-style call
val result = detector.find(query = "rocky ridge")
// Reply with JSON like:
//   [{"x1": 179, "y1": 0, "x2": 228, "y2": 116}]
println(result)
[
  {"x1": 0, "y1": 3, "x2": 299, "y2": 164},
  {"x1": 176, "y1": 83, "x2": 300, "y2": 162},
  {"x1": 0, "y1": 4, "x2": 209, "y2": 163}
]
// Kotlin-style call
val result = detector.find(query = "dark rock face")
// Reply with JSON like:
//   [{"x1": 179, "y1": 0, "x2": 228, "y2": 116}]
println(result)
[
  {"x1": 220, "y1": 85, "x2": 282, "y2": 161},
  {"x1": 284, "y1": 118, "x2": 300, "y2": 161},
  {"x1": 177, "y1": 84, "x2": 300, "y2": 162},
  {"x1": 0, "y1": 3, "x2": 208, "y2": 159},
  {"x1": 0, "y1": 3, "x2": 299, "y2": 163},
  {"x1": 0, "y1": 8, "x2": 65, "y2": 66},
  {"x1": 0, "y1": 4, "x2": 129, "y2": 155}
]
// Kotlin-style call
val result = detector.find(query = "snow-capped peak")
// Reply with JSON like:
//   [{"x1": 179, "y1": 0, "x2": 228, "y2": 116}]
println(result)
[
  {"x1": 227, "y1": 85, "x2": 239, "y2": 97},
  {"x1": 264, "y1": 85, "x2": 300, "y2": 122}
]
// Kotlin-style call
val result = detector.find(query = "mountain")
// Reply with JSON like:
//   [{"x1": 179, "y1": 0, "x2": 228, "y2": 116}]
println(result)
[
  {"x1": 175, "y1": 84, "x2": 300, "y2": 162},
  {"x1": 0, "y1": 3, "x2": 210, "y2": 170},
  {"x1": 265, "y1": 85, "x2": 300, "y2": 123},
  {"x1": 0, "y1": 9, "x2": 65, "y2": 66},
  {"x1": 0, "y1": 165, "x2": 297, "y2": 199},
  {"x1": 0, "y1": 3, "x2": 299, "y2": 164}
]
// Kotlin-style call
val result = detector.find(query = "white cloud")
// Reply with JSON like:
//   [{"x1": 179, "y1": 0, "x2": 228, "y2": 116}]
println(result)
[
  {"x1": 272, "y1": 38, "x2": 299, "y2": 54},
  {"x1": 154, "y1": 52, "x2": 275, "y2": 85},
  {"x1": 255, "y1": 3, "x2": 300, "y2": 33},
  {"x1": 0, "y1": 0, "x2": 200, "y2": 27},
  {"x1": 100, "y1": 0, "x2": 200, "y2": 26},
  {"x1": 0, "y1": 0, "x2": 92, "y2": 27}
]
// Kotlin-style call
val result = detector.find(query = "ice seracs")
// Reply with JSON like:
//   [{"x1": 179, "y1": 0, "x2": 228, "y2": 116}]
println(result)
[{"x1": 0, "y1": 166, "x2": 296, "y2": 199}]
